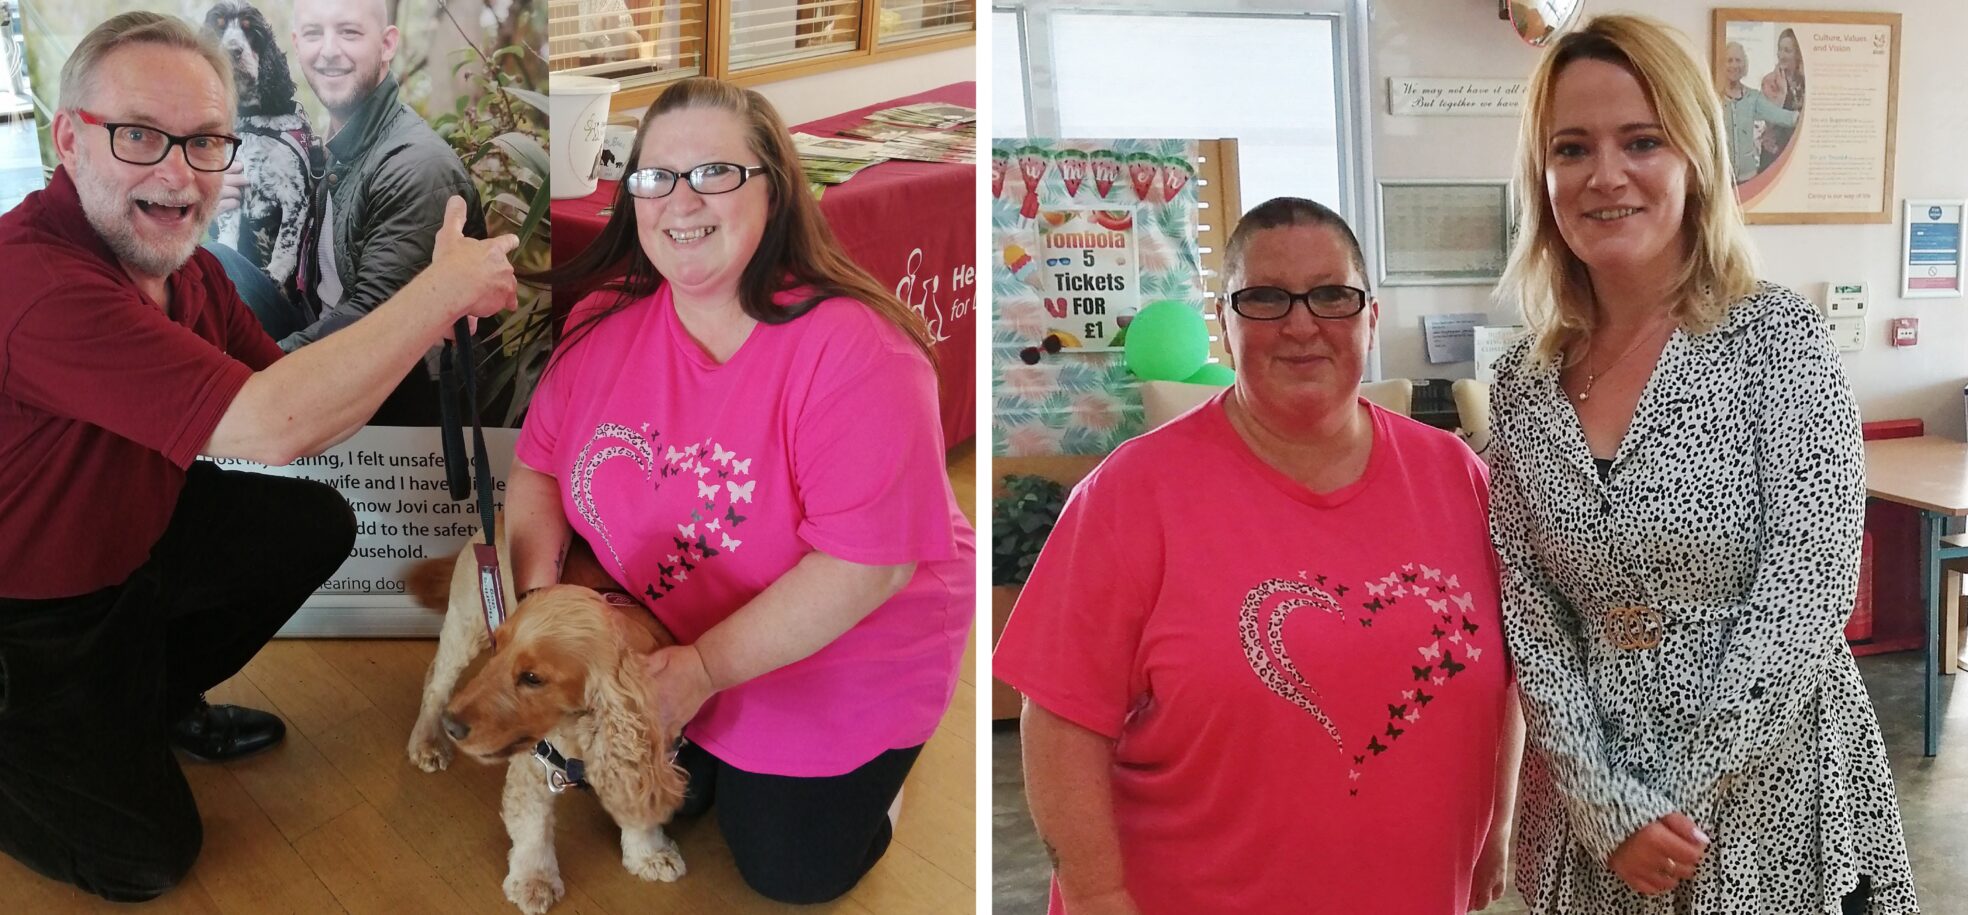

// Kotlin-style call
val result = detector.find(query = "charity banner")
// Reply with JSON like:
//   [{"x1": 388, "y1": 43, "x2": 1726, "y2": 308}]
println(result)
[
  {"x1": 23, "y1": 1, "x2": 549, "y2": 617},
  {"x1": 203, "y1": 426, "x2": 514, "y2": 600},
  {"x1": 1712, "y1": 9, "x2": 1900, "y2": 224}
]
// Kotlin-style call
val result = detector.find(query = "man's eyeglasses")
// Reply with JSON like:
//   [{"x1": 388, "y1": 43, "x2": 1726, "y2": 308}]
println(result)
[
  {"x1": 625, "y1": 162, "x2": 768, "y2": 199},
  {"x1": 1228, "y1": 285, "x2": 1370, "y2": 321},
  {"x1": 74, "y1": 110, "x2": 240, "y2": 172}
]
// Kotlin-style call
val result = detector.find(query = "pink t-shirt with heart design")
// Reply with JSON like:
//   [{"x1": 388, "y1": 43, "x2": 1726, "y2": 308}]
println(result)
[
  {"x1": 993, "y1": 394, "x2": 1508, "y2": 914},
  {"x1": 516, "y1": 283, "x2": 974, "y2": 777}
]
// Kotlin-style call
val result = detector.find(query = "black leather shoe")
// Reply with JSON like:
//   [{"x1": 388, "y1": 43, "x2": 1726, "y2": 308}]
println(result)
[{"x1": 171, "y1": 697, "x2": 286, "y2": 762}]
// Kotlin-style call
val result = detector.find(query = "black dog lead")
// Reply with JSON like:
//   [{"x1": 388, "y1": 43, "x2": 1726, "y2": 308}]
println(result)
[
  {"x1": 437, "y1": 319, "x2": 509, "y2": 647},
  {"x1": 441, "y1": 317, "x2": 587, "y2": 793}
]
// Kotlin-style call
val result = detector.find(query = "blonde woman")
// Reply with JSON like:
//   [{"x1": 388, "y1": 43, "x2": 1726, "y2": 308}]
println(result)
[{"x1": 1489, "y1": 15, "x2": 1913, "y2": 914}]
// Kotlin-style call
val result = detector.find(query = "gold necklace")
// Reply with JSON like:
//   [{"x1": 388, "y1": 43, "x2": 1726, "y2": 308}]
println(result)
[{"x1": 1576, "y1": 318, "x2": 1674, "y2": 402}]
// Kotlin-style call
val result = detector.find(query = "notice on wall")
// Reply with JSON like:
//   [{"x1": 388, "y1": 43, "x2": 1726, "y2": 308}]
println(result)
[
  {"x1": 1903, "y1": 201, "x2": 1964, "y2": 298},
  {"x1": 202, "y1": 426, "x2": 516, "y2": 598},
  {"x1": 1387, "y1": 78, "x2": 1528, "y2": 117},
  {"x1": 1011, "y1": 209, "x2": 1141, "y2": 351},
  {"x1": 1474, "y1": 326, "x2": 1531, "y2": 383},
  {"x1": 1422, "y1": 312, "x2": 1486, "y2": 364}
]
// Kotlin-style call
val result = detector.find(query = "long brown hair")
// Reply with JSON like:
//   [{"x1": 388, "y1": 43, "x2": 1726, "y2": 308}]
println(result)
[{"x1": 540, "y1": 78, "x2": 935, "y2": 369}]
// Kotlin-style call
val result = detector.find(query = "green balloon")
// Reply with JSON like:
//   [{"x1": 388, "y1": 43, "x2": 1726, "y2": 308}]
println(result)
[
  {"x1": 1123, "y1": 301, "x2": 1209, "y2": 381},
  {"x1": 1181, "y1": 362, "x2": 1235, "y2": 386}
]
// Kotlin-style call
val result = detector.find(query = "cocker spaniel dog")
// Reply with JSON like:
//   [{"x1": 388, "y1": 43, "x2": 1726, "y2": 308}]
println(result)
[
  {"x1": 407, "y1": 535, "x2": 688, "y2": 914},
  {"x1": 203, "y1": 1, "x2": 316, "y2": 287}
]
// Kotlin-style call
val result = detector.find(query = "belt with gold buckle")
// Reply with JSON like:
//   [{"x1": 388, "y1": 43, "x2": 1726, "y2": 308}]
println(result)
[{"x1": 1604, "y1": 605, "x2": 1664, "y2": 651}]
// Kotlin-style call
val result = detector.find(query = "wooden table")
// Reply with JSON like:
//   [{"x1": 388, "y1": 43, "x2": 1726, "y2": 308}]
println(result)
[{"x1": 1863, "y1": 434, "x2": 1968, "y2": 756}]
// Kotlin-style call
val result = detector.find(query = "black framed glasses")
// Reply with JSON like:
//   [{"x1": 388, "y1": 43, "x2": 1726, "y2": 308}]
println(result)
[
  {"x1": 75, "y1": 110, "x2": 240, "y2": 172},
  {"x1": 624, "y1": 162, "x2": 768, "y2": 199},
  {"x1": 1229, "y1": 284, "x2": 1369, "y2": 320}
]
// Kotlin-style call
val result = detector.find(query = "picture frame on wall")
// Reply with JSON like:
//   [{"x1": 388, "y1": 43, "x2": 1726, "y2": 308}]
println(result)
[
  {"x1": 1375, "y1": 179, "x2": 1513, "y2": 287},
  {"x1": 1712, "y1": 9, "x2": 1901, "y2": 225},
  {"x1": 1902, "y1": 199, "x2": 1965, "y2": 299}
]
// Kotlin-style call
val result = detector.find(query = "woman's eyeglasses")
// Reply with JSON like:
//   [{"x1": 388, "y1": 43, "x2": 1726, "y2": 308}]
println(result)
[
  {"x1": 74, "y1": 110, "x2": 240, "y2": 172},
  {"x1": 1229, "y1": 285, "x2": 1369, "y2": 320},
  {"x1": 625, "y1": 162, "x2": 768, "y2": 199}
]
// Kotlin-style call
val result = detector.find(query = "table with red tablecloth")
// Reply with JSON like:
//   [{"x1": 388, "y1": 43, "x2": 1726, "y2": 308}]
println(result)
[{"x1": 550, "y1": 83, "x2": 977, "y2": 448}]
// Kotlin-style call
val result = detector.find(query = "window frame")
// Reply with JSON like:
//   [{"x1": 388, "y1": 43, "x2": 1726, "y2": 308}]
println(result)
[
  {"x1": 989, "y1": 6, "x2": 1032, "y2": 136},
  {"x1": 584, "y1": 0, "x2": 977, "y2": 113},
  {"x1": 993, "y1": 0, "x2": 1380, "y2": 377}
]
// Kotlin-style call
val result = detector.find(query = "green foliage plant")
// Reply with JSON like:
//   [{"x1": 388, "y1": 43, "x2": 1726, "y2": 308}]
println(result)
[{"x1": 992, "y1": 474, "x2": 1067, "y2": 587}]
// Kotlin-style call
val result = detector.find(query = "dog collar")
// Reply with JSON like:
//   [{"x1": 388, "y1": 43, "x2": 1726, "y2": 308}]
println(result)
[{"x1": 532, "y1": 740, "x2": 589, "y2": 793}]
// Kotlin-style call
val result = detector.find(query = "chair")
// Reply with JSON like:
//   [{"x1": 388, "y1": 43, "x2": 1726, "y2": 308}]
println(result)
[
  {"x1": 1942, "y1": 535, "x2": 1968, "y2": 674},
  {"x1": 1452, "y1": 379, "x2": 1492, "y2": 456},
  {"x1": 1138, "y1": 377, "x2": 1415, "y2": 433}
]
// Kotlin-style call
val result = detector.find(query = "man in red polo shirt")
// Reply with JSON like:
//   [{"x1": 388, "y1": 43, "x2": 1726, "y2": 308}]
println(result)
[{"x1": 0, "y1": 12, "x2": 516, "y2": 902}]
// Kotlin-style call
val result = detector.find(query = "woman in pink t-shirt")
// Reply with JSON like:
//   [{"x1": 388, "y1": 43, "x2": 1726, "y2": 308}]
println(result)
[
  {"x1": 994, "y1": 198, "x2": 1524, "y2": 914},
  {"x1": 517, "y1": 78, "x2": 973, "y2": 904}
]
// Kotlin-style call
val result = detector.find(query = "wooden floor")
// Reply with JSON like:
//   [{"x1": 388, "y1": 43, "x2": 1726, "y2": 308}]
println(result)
[{"x1": 0, "y1": 446, "x2": 981, "y2": 915}]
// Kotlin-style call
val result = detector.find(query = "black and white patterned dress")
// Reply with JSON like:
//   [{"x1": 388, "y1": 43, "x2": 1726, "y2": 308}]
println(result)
[{"x1": 1488, "y1": 283, "x2": 1916, "y2": 914}]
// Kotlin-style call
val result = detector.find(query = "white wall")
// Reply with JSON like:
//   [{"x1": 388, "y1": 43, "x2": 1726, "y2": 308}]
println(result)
[
  {"x1": 1369, "y1": 0, "x2": 1968, "y2": 438},
  {"x1": 751, "y1": 47, "x2": 974, "y2": 124}
]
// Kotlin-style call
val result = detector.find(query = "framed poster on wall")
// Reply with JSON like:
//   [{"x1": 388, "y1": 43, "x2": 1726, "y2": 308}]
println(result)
[
  {"x1": 1712, "y1": 9, "x2": 1900, "y2": 224},
  {"x1": 1375, "y1": 179, "x2": 1513, "y2": 286}
]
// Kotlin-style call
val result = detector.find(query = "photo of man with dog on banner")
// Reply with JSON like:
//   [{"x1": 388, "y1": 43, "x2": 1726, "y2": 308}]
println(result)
[{"x1": 15, "y1": 0, "x2": 552, "y2": 615}]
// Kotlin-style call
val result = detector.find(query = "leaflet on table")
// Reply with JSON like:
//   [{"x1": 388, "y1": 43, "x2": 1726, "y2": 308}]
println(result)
[{"x1": 868, "y1": 102, "x2": 976, "y2": 130}]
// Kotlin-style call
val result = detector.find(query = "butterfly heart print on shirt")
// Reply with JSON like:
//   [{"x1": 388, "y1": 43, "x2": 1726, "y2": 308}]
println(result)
[
  {"x1": 1238, "y1": 563, "x2": 1487, "y2": 796},
  {"x1": 571, "y1": 423, "x2": 757, "y2": 605}
]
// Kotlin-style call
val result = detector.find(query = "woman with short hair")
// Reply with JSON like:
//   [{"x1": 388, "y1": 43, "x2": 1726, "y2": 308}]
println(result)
[{"x1": 997, "y1": 196, "x2": 1523, "y2": 914}]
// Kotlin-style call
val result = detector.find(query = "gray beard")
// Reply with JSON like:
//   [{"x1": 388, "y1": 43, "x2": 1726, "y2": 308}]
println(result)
[{"x1": 72, "y1": 156, "x2": 212, "y2": 280}]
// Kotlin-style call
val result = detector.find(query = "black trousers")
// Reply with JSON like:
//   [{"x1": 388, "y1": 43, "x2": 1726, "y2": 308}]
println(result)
[
  {"x1": 675, "y1": 739, "x2": 923, "y2": 904},
  {"x1": 0, "y1": 463, "x2": 354, "y2": 901},
  {"x1": 1843, "y1": 875, "x2": 1872, "y2": 915}
]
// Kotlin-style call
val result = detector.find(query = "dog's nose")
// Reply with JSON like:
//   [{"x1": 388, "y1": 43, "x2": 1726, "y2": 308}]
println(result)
[{"x1": 441, "y1": 713, "x2": 470, "y2": 741}]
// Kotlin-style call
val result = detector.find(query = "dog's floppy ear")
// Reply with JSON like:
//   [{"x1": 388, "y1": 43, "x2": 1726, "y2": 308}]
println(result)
[
  {"x1": 247, "y1": 9, "x2": 300, "y2": 117},
  {"x1": 587, "y1": 640, "x2": 687, "y2": 824}
]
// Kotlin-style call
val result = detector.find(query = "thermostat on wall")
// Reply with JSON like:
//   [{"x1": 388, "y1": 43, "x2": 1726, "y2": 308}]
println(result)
[{"x1": 1825, "y1": 282, "x2": 1868, "y2": 317}]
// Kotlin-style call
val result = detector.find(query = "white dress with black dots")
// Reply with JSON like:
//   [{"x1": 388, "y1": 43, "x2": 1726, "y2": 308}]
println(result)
[{"x1": 1489, "y1": 283, "x2": 1916, "y2": 914}]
